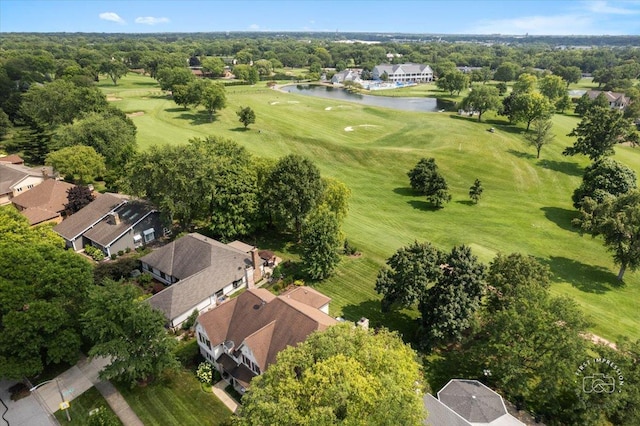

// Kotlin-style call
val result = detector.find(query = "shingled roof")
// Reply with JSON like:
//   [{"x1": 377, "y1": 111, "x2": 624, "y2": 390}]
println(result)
[
  {"x1": 83, "y1": 200, "x2": 156, "y2": 246},
  {"x1": 143, "y1": 233, "x2": 254, "y2": 320},
  {"x1": 198, "y1": 288, "x2": 337, "y2": 372},
  {"x1": 12, "y1": 179, "x2": 74, "y2": 225},
  {"x1": 53, "y1": 193, "x2": 127, "y2": 240}
]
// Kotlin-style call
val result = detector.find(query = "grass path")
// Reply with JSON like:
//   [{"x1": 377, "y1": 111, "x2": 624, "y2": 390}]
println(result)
[{"x1": 101, "y1": 74, "x2": 640, "y2": 342}]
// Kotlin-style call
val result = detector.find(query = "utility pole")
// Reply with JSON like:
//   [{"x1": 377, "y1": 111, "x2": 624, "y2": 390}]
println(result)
[{"x1": 56, "y1": 378, "x2": 71, "y2": 422}]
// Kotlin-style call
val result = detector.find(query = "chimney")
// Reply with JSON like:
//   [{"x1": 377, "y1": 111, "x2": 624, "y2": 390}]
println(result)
[
  {"x1": 110, "y1": 212, "x2": 121, "y2": 225},
  {"x1": 41, "y1": 167, "x2": 49, "y2": 180},
  {"x1": 251, "y1": 248, "x2": 262, "y2": 284}
]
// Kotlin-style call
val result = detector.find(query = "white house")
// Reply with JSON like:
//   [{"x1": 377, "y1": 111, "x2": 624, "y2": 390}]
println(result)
[{"x1": 372, "y1": 63, "x2": 434, "y2": 83}]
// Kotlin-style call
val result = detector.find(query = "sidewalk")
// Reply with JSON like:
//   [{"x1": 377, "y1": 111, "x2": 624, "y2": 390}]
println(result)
[
  {"x1": 32, "y1": 356, "x2": 144, "y2": 426},
  {"x1": 212, "y1": 381, "x2": 239, "y2": 413}
]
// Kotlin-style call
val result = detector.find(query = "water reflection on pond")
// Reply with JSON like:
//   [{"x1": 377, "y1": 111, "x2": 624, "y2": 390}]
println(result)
[{"x1": 280, "y1": 84, "x2": 453, "y2": 112}]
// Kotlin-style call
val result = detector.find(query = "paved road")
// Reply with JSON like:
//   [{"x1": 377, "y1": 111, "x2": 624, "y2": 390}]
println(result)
[
  {"x1": 212, "y1": 381, "x2": 238, "y2": 414},
  {"x1": 0, "y1": 379, "x2": 57, "y2": 426}
]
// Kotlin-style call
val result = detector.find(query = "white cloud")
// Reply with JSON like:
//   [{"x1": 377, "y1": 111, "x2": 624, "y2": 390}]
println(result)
[
  {"x1": 249, "y1": 24, "x2": 260, "y2": 30},
  {"x1": 135, "y1": 17, "x2": 170, "y2": 25},
  {"x1": 470, "y1": 14, "x2": 600, "y2": 35},
  {"x1": 99, "y1": 12, "x2": 125, "y2": 24},
  {"x1": 585, "y1": 0, "x2": 640, "y2": 14}
]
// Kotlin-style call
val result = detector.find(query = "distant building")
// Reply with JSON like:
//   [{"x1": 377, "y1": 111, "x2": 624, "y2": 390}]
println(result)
[
  {"x1": 331, "y1": 69, "x2": 363, "y2": 84},
  {"x1": 586, "y1": 90, "x2": 631, "y2": 110},
  {"x1": 0, "y1": 162, "x2": 53, "y2": 206},
  {"x1": 372, "y1": 63, "x2": 433, "y2": 83}
]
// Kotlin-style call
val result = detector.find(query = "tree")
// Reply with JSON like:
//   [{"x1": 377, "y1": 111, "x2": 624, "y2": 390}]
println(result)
[
  {"x1": 510, "y1": 92, "x2": 553, "y2": 130},
  {"x1": 469, "y1": 178, "x2": 483, "y2": 204},
  {"x1": 524, "y1": 118, "x2": 555, "y2": 159},
  {"x1": 264, "y1": 154, "x2": 324, "y2": 236},
  {"x1": 99, "y1": 60, "x2": 128, "y2": 85},
  {"x1": 494, "y1": 62, "x2": 518, "y2": 82},
  {"x1": 407, "y1": 158, "x2": 451, "y2": 208},
  {"x1": 563, "y1": 107, "x2": 639, "y2": 160},
  {"x1": 46, "y1": 145, "x2": 106, "y2": 184},
  {"x1": 86, "y1": 407, "x2": 120, "y2": 426},
  {"x1": 156, "y1": 66, "x2": 194, "y2": 92},
  {"x1": 82, "y1": 280, "x2": 179, "y2": 386},
  {"x1": 237, "y1": 106, "x2": 256, "y2": 129},
  {"x1": 574, "y1": 92, "x2": 593, "y2": 116},
  {"x1": 0, "y1": 207, "x2": 93, "y2": 379},
  {"x1": 574, "y1": 190, "x2": 640, "y2": 281},
  {"x1": 495, "y1": 82, "x2": 508, "y2": 96},
  {"x1": 65, "y1": 185, "x2": 95, "y2": 214},
  {"x1": 236, "y1": 323, "x2": 425, "y2": 426},
  {"x1": 126, "y1": 144, "x2": 211, "y2": 229},
  {"x1": 461, "y1": 85, "x2": 501, "y2": 122},
  {"x1": 436, "y1": 70, "x2": 469, "y2": 96},
  {"x1": 201, "y1": 56, "x2": 225, "y2": 77},
  {"x1": 468, "y1": 292, "x2": 591, "y2": 425},
  {"x1": 555, "y1": 94, "x2": 573, "y2": 113},
  {"x1": 512, "y1": 73, "x2": 537, "y2": 94},
  {"x1": 301, "y1": 205, "x2": 341, "y2": 280},
  {"x1": 0, "y1": 108, "x2": 12, "y2": 137},
  {"x1": 538, "y1": 74, "x2": 566, "y2": 104},
  {"x1": 53, "y1": 110, "x2": 137, "y2": 171},
  {"x1": 419, "y1": 245, "x2": 486, "y2": 347},
  {"x1": 319, "y1": 177, "x2": 351, "y2": 221},
  {"x1": 200, "y1": 81, "x2": 227, "y2": 122},
  {"x1": 375, "y1": 241, "x2": 444, "y2": 312},
  {"x1": 572, "y1": 158, "x2": 637, "y2": 208},
  {"x1": 553, "y1": 65, "x2": 582, "y2": 87},
  {"x1": 485, "y1": 252, "x2": 550, "y2": 313}
]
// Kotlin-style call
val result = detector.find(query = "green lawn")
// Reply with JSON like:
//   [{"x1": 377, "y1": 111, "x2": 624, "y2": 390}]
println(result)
[
  {"x1": 116, "y1": 369, "x2": 231, "y2": 426},
  {"x1": 53, "y1": 387, "x2": 122, "y2": 425},
  {"x1": 101, "y1": 73, "x2": 640, "y2": 343}
]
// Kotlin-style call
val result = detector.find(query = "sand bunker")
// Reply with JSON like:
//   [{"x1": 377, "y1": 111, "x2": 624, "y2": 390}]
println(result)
[
  {"x1": 126, "y1": 111, "x2": 145, "y2": 117},
  {"x1": 287, "y1": 101, "x2": 299, "y2": 104},
  {"x1": 344, "y1": 124, "x2": 380, "y2": 132},
  {"x1": 106, "y1": 96, "x2": 122, "y2": 101},
  {"x1": 269, "y1": 101, "x2": 280, "y2": 105},
  {"x1": 325, "y1": 105, "x2": 349, "y2": 111}
]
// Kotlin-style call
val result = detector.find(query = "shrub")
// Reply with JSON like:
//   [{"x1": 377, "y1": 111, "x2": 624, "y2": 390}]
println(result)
[
  {"x1": 343, "y1": 239, "x2": 358, "y2": 255},
  {"x1": 84, "y1": 245, "x2": 105, "y2": 261},
  {"x1": 87, "y1": 407, "x2": 119, "y2": 426},
  {"x1": 117, "y1": 250, "x2": 124, "y2": 256},
  {"x1": 174, "y1": 339, "x2": 201, "y2": 369},
  {"x1": 110, "y1": 253, "x2": 117, "y2": 260},
  {"x1": 125, "y1": 247, "x2": 131, "y2": 253},
  {"x1": 196, "y1": 362, "x2": 213, "y2": 384},
  {"x1": 182, "y1": 308, "x2": 199, "y2": 330},
  {"x1": 94, "y1": 257, "x2": 141, "y2": 284}
]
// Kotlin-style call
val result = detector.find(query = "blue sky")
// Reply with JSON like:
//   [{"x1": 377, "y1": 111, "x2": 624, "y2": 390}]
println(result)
[{"x1": 1, "y1": 1, "x2": 639, "y2": 35}]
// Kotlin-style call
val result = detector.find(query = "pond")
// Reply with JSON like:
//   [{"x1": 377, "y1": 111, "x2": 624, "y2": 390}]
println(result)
[{"x1": 280, "y1": 84, "x2": 454, "y2": 112}]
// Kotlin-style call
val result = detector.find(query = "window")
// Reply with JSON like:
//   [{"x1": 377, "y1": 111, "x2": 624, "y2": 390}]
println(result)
[
  {"x1": 233, "y1": 278, "x2": 242, "y2": 289},
  {"x1": 143, "y1": 228, "x2": 155, "y2": 243},
  {"x1": 133, "y1": 234, "x2": 142, "y2": 244}
]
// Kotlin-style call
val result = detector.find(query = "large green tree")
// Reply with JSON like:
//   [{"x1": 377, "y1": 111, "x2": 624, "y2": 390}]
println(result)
[
  {"x1": 375, "y1": 241, "x2": 444, "y2": 312},
  {"x1": 407, "y1": 158, "x2": 451, "y2": 208},
  {"x1": 237, "y1": 106, "x2": 256, "y2": 129},
  {"x1": 510, "y1": 92, "x2": 553, "y2": 131},
  {"x1": 0, "y1": 207, "x2": 93, "y2": 378},
  {"x1": 200, "y1": 81, "x2": 227, "y2": 122},
  {"x1": 574, "y1": 190, "x2": 640, "y2": 280},
  {"x1": 301, "y1": 205, "x2": 341, "y2": 280},
  {"x1": 99, "y1": 60, "x2": 129, "y2": 85},
  {"x1": 82, "y1": 280, "x2": 178, "y2": 386},
  {"x1": 236, "y1": 323, "x2": 425, "y2": 426},
  {"x1": 46, "y1": 145, "x2": 106, "y2": 184},
  {"x1": 461, "y1": 85, "x2": 501, "y2": 122},
  {"x1": 319, "y1": 177, "x2": 351, "y2": 221},
  {"x1": 53, "y1": 110, "x2": 137, "y2": 171},
  {"x1": 419, "y1": 245, "x2": 486, "y2": 348},
  {"x1": 264, "y1": 154, "x2": 324, "y2": 236},
  {"x1": 572, "y1": 158, "x2": 637, "y2": 208},
  {"x1": 436, "y1": 70, "x2": 469, "y2": 96},
  {"x1": 563, "y1": 107, "x2": 639, "y2": 160}
]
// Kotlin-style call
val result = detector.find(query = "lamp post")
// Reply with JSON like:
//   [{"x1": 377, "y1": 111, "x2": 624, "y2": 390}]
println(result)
[{"x1": 30, "y1": 378, "x2": 71, "y2": 422}]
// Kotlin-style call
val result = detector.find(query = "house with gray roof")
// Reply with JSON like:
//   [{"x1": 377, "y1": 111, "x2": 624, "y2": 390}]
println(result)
[
  {"x1": 586, "y1": 90, "x2": 631, "y2": 110},
  {"x1": 372, "y1": 63, "x2": 434, "y2": 83},
  {"x1": 331, "y1": 69, "x2": 363, "y2": 85},
  {"x1": 196, "y1": 287, "x2": 337, "y2": 393},
  {"x1": 0, "y1": 162, "x2": 52, "y2": 206},
  {"x1": 424, "y1": 379, "x2": 525, "y2": 426},
  {"x1": 53, "y1": 193, "x2": 162, "y2": 256},
  {"x1": 141, "y1": 233, "x2": 264, "y2": 329}
]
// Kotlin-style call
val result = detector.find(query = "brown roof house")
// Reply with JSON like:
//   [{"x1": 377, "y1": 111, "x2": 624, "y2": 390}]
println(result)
[
  {"x1": 424, "y1": 379, "x2": 525, "y2": 426},
  {"x1": 195, "y1": 286, "x2": 337, "y2": 394},
  {"x1": 54, "y1": 193, "x2": 162, "y2": 256},
  {"x1": 0, "y1": 162, "x2": 52, "y2": 206},
  {"x1": 11, "y1": 179, "x2": 75, "y2": 225},
  {"x1": 142, "y1": 233, "x2": 265, "y2": 329}
]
